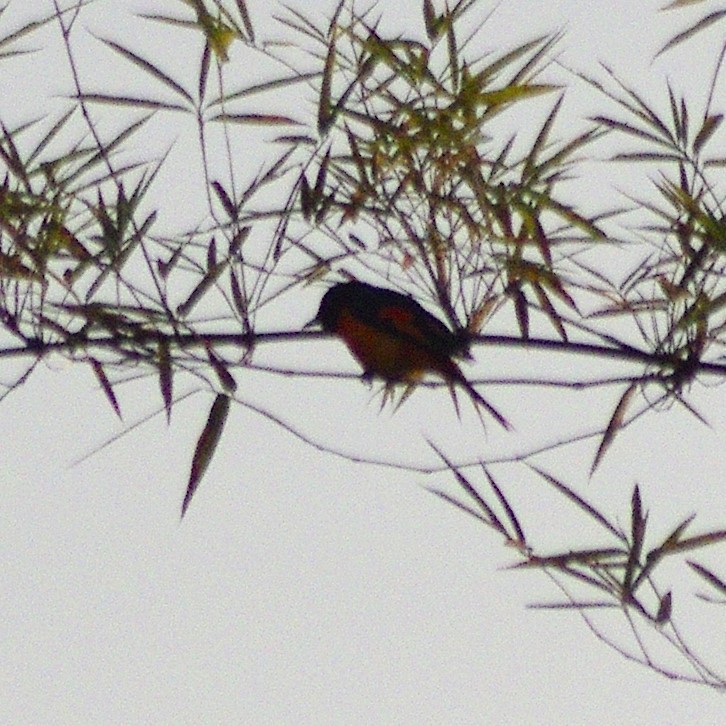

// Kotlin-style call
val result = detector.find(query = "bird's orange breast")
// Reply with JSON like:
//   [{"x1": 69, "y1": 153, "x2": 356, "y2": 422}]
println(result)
[{"x1": 335, "y1": 309, "x2": 445, "y2": 382}]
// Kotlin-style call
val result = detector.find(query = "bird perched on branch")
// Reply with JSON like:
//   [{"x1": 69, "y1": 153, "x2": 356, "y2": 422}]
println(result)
[{"x1": 315, "y1": 280, "x2": 510, "y2": 429}]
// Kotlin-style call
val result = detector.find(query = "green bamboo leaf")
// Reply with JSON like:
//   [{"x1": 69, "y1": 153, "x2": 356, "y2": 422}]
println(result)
[
  {"x1": 212, "y1": 180, "x2": 237, "y2": 219},
  {"x1": 182, "y1": 394, "x2": 231, "y2": 518},
  {"x1": 210, "y1": 112, "x2": 301, "y2": 126},
  {"x1": 208, "y1": 71, "x2": 319, "y2": 107},
  {"x1": 657, "y1": 10, "x2": 726, "y2": 55},
  {"x1": 523, "y1": 548, "x2": 624, "y2": 567},
  {"x1": 429, "y1": 444, "x2": 508, "y2": 536},
  {"x1": 318, "y1": 27, "x2": 336, "y2": 134},
  {"x1": 427, "y1": 488, "x2": 492, "y2": 528},
  {"x1": 529, "y1": 466, "x2": 622, "y2": 539},
  {"x1": 478, "y1": 83, "x2": 557, "y2": 109},
  {"x1": 693, "y1": 113, "x2": 723, "y2": 155},
  {"x1": 663, "y1": 0, "x2": 712, "y2": 7},
  {"x1": 485, "y1": 468, "x2": 526, "y2": 545},
  {"x1": 513, "y1": 562, "x2": 612, "y2": 594},
  {"x1": 422, "y1": 0, "x2": 440, "y2": 41},
  {"x1": 235, "y1": 0, "x2": 255, "y2": 42},
  {"x1": 476, "y1": 34, "x2": 551, "y2": 86},
  {"x1": 26, "y1": 108, "x2": 76, "y2": 166},
  {"x1": 533, "y1": 282, "x2": 567, "y2": 341},
  {"x1": 198, "y1": 42, "x2": 211, "y2": 102},
  {"x1": 591, "y1": 116, "x2": 672, "y2": 147},
  {"x1": 512, "y1": 285, "x2": 529, "y2": 339},
  {"x1": 665, "y1": 529, "x2": 726, "y2": 554},
  {"x1": 0, "y1": 10, "x2": 55, "y2": 53},
  {"x1": 523, "y1": 95, "x2": 564, "y2": 180},
  {"x1": 688, "y1": 561, "x2": 726, "y2": 594},
  {"x1": 207, "y1": 348, "x2": 237, "y2": 393},
  {"x1": 528, "y1": 601, "x2": 619, "y2": 611},
  {"x1": 177, "y1": 257, "x2": 227, "y2": 318},
  {"x1": 229, "y1": 268, "x2": 247, "y2": 318},
  {"x1": 207, "y1": 236, "x2": 217, "y2": 270},
  {"x1": 623, "y1": 484, "x2": 646, "y2": 595},
  {"x1": 636, "y1": 513, "x2": 696, "y2": 587},
  {"x1": 136, "y1": 13, "x2": 195, "y2": 30},
  {"x1": 63, "y1": 115, "x2": 152, "y2": 185},
  {"x1": 73, "y1": 94, "x2": 188, "y2": 112},
  {"x1": 446, "y1": 8, "x2": 459, "y2": 90},
  {"x1": 655, "y1": 591, "x2": 672, "y2": 624},
  {"x1": 611, "y1": 151, "x2": 684, "y2": 163},
  {"x1": 158, "y1": 339, "x2": 173, "y2": 424},
  {"x1": 89, "y1": 358, "x2": 122, "y2": 420},
  {"x1": 97, "y1": 36, "x2": 194, "y2": 105},
  {"x1": 591, "y1": 383, "x2": 638, "y2": 475}
]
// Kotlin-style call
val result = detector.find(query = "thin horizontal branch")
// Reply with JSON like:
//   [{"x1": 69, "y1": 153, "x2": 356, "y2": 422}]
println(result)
[{"x1": 3, "y1": 329, "x2": 726, "y2": 377}]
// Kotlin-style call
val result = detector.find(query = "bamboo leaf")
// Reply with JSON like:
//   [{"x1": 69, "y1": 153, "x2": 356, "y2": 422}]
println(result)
[
  {"x1": 210, "y1": 112, "x2": 301, "y2": 126},
  {"x1": 688, "y1": 561, "x2": 726, "y2": 594},
  {"x1": 89, "y1": 358, "x2": 122, "y2": 419},
  {"x1": 198, "y1": 42, "x2": 211, "y2": 102},
  {"x1": 182, "y1": 394, "x2": 231, "y2": 518},
  {"x1": 485, "y1": 468, "x2": 526, "y2": 545},
  {"x1": 427, "y1": 488, "x2": 491, "y2": 528},
  {"x1": 158, "y1": 339, "x2": 173, "y2": 424},
  {"x1": 73, "y1": 93, "x2": 188, "y2": 112},
  {"x1": 97, "y1": 37, "x2": 193, "y2": 105},
  {"x1": 693, "y1": 113, "x2": 723, "y2": 155},
  {"x1": 212, "y1": 180, "x2": 237, "y2": 219},
  {"x1": 523, "y1": 95, "x2": 563, "y2": 180},
  {"x1": 422, "y1": 0, "x2": 440, "y2": 41},
  {"x1": 655, "y1": 591, "x2": 672, "y2": 624},
  {"x1": 623, "y1": 484, "x2": 646, "y2": 595},
  {"x1": 429, "y1": 444, "x2": 508, "y2": 536},
  {"x1": 591, "y1": 383, "x2": 637, "y2": 474},
  {"x1": 177, "y1": 248, "x2": 228, "y2": 318},
  {"x1": 207, "y1": 348, "x2": 237, "y2": 393},
  {"x1": 236, "y1": 0, "x2": 255, "y2": 42},
  {"x1": 318, "y1": 26, "x2": 336, "y2": 134},
  {"x1": 657, "y1": 10, "x2": 726, "y2": 55},
  {"x1": 529, "y1": 466, "x2": 622, "y2": 539},
  {"x1": 666, "y1": 529, "x2": 726, "y2": 554}
]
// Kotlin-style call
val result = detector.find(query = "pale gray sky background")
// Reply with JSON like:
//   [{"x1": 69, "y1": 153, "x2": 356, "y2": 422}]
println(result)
[{"x1": 1, "y1": 1, "x2": 724, "y2": 723}]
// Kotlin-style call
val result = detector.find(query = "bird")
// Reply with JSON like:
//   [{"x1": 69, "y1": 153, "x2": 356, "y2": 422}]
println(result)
[{"x1": 315, "y1": 280, "x2": 510, "y2": 429}]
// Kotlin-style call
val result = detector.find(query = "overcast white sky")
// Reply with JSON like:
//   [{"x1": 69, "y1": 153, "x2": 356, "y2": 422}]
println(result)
[{"x1": 1, "y1": 1, "x2": 724, "y2": 723}]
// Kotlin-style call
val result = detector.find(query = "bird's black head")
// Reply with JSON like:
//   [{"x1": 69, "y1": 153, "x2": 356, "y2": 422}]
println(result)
[{"x1": 316, "y1": 281, "x2": 374, "y2": 331}]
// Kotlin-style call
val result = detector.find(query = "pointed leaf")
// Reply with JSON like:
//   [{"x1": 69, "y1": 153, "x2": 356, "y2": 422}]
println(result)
[
  {"x1": 89, "y1": 358, "x2": 122, "y2": 420},
  {"x1": 182, "y1": 394, "x2": 231, "y2": 518},
  {"x1": 158, "y1": 339, "x2": 172, "y2": 423},
  {"x1": 657, "y1": 10, "x2": 726, "y2": 55},
  {"x1": 98, "y1": 37, "x2": 193, "y2": 104},
  {"x1": 688, "y1": 561, "x2": 726, "y2": 594},
  {"x1": 666, "y1": 529, "x2": 726, "y2": 554},
  {"x1": 529, "y1": 466, "x2": 622, "y2": 538},
  {"x1": 485, "y1": 468, "x2": 526, "y2": 545},
  {"x1": 693, "y1": 113, "x2": 723, "y2": 155},
  {"x1": 210, "y1": 112, "x2": 301, "y2": 126},
  {"x1": 235, "y1": 0, "x2": 255, "y2": 42},
  {"x1": 655, "y1": 591, "x2": 672, "y2": 624},
  {"x1": 422, "y1": 0, "x2": 439, "y2": 41},
  {"x1": 591, "y1": 383, "x2": 637, "y2": 474},
  {"x1": 198, "y1": 42, "x2": 211, "y2": 102},
  {"x1": 212, "y1": 180, "x2": 237, "y2": 219},
  {"x1": 318, "y1": 28, "x2": 335, "y2": 134},
  {"x1": 429, "y1": 444, "x2": 508, "y2": 536},
  {"x1": 207, "y1": 348, "x2": 237, "y2": 393},
  {"x1": 624, "y1": 484, "x2": 646, "y2": 595}
]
